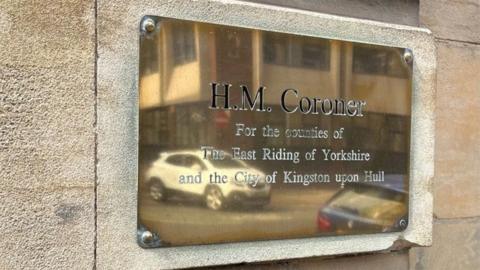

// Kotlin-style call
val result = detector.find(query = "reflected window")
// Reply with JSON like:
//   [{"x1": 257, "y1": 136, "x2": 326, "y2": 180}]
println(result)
[
  {"x1": 384, "y1": 115, "x2": 408, "y2": 153},
  {"x1": 256, "y1": 105, "x2": 286, "y2": 147},
  {"x1": 175, "y1": 105, "x2": 209, "y2": 148},
  {"x1": 140, "y1": 111, "x2": 154, "y2": 145},
  {"x1": 353, "y1": 46, "x2": 407, "y2": 77},
  {"x1": 140, "y1": 37, "x2": 158, "y2": 75},
  {"x1": 166, "y1": 155, "x2": 185, "y2": 166},
  {"x1": 301, "y1": 40, "x2": 330, "y2": 69},
  {"x1": 209, "y1": 157, "x2": 248, "y2": 169},
  {"x1": 263, "y1": 34, "x2": 288, "y2": 65},
  {"x1": 226, "y1": 32, "x2": 242, "y2": 59},
  {"x1": 140, "y1": 109, "x2": 169, "y2": 146},
  {"x1": 172, "y1": 22, "x2": 196, "y2": 65},
  {"x1": 263, "y1": 33, "x2": 330, "y2": 70},
  {"x1": 184, "y1": 155, "x2": 207, "y2": 170}
]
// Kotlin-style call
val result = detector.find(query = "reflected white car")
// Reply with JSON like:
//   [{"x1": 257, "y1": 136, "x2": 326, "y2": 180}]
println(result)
[{"x1": 144, "y1": 150, "x2": 271, "y2": 210}]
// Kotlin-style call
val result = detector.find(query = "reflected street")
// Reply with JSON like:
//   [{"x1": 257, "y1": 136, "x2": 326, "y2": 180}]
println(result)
[{"x1": 139, "y1": 187, "x2": 335, "y2": 246}]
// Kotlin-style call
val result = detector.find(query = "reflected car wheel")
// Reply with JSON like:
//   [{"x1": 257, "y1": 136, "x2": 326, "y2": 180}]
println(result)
[
  {"x1": 149, "y1": 179, "x2": 166, "y2": 202},
  {"x1": 205, "y1": 186, "x2": 224, "y2": 210}
]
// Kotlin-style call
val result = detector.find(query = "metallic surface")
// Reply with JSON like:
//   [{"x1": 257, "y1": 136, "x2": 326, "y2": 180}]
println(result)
[
  {"x1": 96, "y1": 0, "x2": 435, "y2": 268},
  {"x1": 141, "y1": 230, "x2": 153, "y2": 243},
  {"x1": 403, "y1": 49, "x2": 414, "y2": 65},
  {"x1": 138, "y1": 17, "x2": 412, "y2": 247},
  {"x1": 141, "y1": 17, "x2": 156, "y2": 33}
]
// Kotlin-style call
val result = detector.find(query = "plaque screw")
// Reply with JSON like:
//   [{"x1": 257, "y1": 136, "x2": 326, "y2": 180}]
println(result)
[
  {"x1": 403, "y1": 49, "x2": 413, "y2": 65},
  {"x1": 142, "y1": 17, "x2": 156, "y2": 33},
  {"x1": 141, "y1": 230, "x2": 154, "y2": 244},
  {"x1": 399, "y1": 219, "x2": 408, "y2": 229}
]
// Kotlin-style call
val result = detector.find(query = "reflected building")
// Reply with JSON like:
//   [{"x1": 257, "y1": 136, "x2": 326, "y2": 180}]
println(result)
[{"x1": 139, "y1": 19, "x2": 411, "y2": 177}]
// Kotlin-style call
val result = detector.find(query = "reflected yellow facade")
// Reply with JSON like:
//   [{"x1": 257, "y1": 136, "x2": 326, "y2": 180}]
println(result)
[
  {"x1": 139, "y1": 18, "x2": 412, "y2": 172},
  {"x1": 140, "y1": 20, "x2": 411, "y2": 115}
]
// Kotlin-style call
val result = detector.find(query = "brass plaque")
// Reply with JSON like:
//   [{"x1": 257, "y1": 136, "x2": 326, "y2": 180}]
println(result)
[{"x1": 138, "y1": 16, "x2": 412, "y2": 247}]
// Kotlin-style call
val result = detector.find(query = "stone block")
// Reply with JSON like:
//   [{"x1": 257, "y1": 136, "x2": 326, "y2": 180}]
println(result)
[
  {"x1": 246, "y1": 0, "x2": 419, "y2": 26},
  {"x1": 213, "y1": 252, "x2": 409, "y2": 270},
  {"x1": 0, "y1": 186, "x2": 95, "y2": 269},
  {"x1": 410, "y1": 218, "x2": 480, "y2": 270},
  {"x1": 0, "y1": 0, "x2": 95, "y2": 269},
  {"x1": 434, "y1": 40, "x2": 480, "y2": 218},
  {"x1": 420, "y1": 0, "x2": 480, "y2": 43}
]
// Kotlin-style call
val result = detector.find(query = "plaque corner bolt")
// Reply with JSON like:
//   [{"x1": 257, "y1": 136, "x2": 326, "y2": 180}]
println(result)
[
  {"x1": 141, "y1": 17, "x2": 156, "y2": 33},
  {"x1": 140, "y1": 230, "x2": 154, "y2": 244},
  {"x1": 403, "y1": 49, "x2": 413, "y2": 65}
]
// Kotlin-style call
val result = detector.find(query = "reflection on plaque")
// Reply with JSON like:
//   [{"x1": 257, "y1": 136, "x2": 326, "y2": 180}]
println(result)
[{"x1": 138, "y1": 16, "x2": 412, "y2": 247}]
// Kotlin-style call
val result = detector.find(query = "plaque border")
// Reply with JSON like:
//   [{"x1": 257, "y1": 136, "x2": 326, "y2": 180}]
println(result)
[{"x1": 97, "y1": 0, "x2": 435, "y2": 268}]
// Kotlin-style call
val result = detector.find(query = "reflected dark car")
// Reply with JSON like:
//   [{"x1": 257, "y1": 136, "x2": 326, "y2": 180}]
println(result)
[{"x1": 317, "y1": 183, "x2": 408, "y2": 235}]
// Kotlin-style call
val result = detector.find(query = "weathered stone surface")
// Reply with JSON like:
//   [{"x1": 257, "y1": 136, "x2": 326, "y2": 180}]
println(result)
[
  {"x1": 420, "y1": 0, "x2": 480, "y2": 43},
  {"x1": 0, "y1": 1, "x2": 94, "y2": 68},
  {"x1": 0, "y1": 0, "x2": 95, "y2": 269},
  {"x1": 215, "y1": 252, "x2": 409, "y2": 270},
  {"x1": 97, "y1": 0, "x2": 434, "y2": 269},
  {"x1": 410, "y1": 218, "x2": 480, "y2": 270},
  {"x1": 0, "y1": 187, "x2": 94, "y2": 269},
  {"x1": 434, "y1": 40, "x2": 480, "y2": 218},
  {"x1": 247, "y1": 0, "x2": 419, "y2": 26}
]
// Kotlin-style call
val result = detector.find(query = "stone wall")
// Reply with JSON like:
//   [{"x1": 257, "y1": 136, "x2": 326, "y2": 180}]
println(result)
[
  {"x1": 409, "y1": 1, "x2": 480, "y2": 268},
  {"x1": 0, "y1": 0, "x2": 95, "y2": 269},
  {"x1": 0, "y1": 0, "x2": 478, "y2": 269}
]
